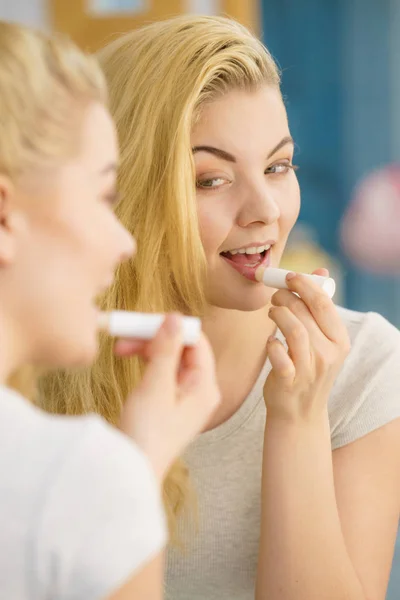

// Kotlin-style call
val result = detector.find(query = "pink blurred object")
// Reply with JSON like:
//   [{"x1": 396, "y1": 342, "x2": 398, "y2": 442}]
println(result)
[{"x1": 340, "y1": 165, "x2": 400, "y2": 274}]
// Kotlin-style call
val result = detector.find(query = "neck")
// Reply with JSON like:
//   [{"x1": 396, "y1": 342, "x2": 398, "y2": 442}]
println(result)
[
  {"x1": 201, "y1": 304, "x2": 275, "y2": 429},
  {"x1": 202, "y1": 304, "x2": 274, "y2": 365},
  {"x1": 0, "y1": 307, "x2": 27, "y2": 385}
]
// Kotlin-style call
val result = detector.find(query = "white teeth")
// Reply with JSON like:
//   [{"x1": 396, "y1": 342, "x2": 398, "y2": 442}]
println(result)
[
  {"x1": 231, "y1": 244, "x2": 271, "y2": 254},
  {"x1": 225, "y1": 243, "x2": 272, "y2": 255}
]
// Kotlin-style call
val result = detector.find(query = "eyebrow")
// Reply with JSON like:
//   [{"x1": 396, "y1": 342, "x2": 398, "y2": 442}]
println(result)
[
  {"x1": 267, "y1": 136, "x2": 294, "y2": 158},
  {"x1": 192, "y1": 136, "x2": 294, "y2": 163},
  {"x1": 192, "y1": 146, "x2": 236, "y2": 162}
]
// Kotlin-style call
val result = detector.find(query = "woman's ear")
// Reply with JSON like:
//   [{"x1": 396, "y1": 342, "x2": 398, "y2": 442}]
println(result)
[{"x1": 0, "y1": 175, "x2": 21, "y2": 267}]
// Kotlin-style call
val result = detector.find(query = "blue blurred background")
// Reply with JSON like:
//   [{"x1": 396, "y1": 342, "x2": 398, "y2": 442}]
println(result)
[
  {"x1": 262, "y1": 0, "x2": 400, "y2": 326},
  {"x1": 1, "y1": 0, "x2": 399, "y2": 596}
]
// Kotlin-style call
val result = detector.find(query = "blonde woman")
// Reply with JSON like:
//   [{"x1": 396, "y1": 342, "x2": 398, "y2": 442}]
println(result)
[
  {"x1": 0, "y1": 20, "x2": 220, "y2": 600},
  {"x1": 41, "y1": 15, "x2": 400, "y2": 600}
]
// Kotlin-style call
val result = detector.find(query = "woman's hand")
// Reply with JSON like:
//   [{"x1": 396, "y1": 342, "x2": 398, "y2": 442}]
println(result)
[
  {"x1": 264, "y1": 269, "x2": 351, "y2": 423},
  {"x1": 116, "y1": 314, "x2": 220, "y2": 482}
]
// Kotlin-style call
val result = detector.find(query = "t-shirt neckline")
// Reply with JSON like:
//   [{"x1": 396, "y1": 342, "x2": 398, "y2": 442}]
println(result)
[{"x1": 190, "y1": 328, "x2": 285, "y2": 448}]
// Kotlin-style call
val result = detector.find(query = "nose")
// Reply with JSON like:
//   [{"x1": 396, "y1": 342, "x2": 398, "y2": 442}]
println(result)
[{"x1": 236, "y1": 182, "x2": 280, "y2": 228}]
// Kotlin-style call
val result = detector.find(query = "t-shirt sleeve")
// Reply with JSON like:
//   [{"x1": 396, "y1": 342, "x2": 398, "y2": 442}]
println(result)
[
  {"x1": 330, "y1": 311, "x2": 400, "y2": 450},
  {"x1": 35, "y1": 416, "x2": 167, "y2": 600}
]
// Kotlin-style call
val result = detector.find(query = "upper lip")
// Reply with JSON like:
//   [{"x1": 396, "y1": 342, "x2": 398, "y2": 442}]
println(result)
[{"x1": 220, "y1": 240, "x2": 276, "y2": 253}]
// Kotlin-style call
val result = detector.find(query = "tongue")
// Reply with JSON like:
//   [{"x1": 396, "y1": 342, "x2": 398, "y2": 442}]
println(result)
[{"x1": 225, "y1": 252, "x2": 262, "y2": 265}]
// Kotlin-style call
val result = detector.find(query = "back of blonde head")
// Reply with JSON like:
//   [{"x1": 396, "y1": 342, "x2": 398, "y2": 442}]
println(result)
[
  {"x1": 0, "y1": 21, "x2": 106, "y2": 178},
  {"x1": 39, "y1": 15, "x2": 280, "y2": 538},
  {"x1": 0, "y1": 21, "x2": 106, "y2": 395}
]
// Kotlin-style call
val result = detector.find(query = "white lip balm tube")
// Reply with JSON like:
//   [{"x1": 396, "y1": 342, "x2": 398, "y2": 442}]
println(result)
[
  {"x1": 98, "y1": 311, "x2": 202, "y2": 346},
  {"x1": 255, "y1": 267, "x2": 336, "y2": 299}
]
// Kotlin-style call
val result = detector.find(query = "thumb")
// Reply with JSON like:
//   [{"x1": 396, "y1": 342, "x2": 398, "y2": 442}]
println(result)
[
  {"x1": 178, "y1": 333, "x2": 216, "y2": 393},
  {"x1": 175, "y1": 334, "x2": 220, "y2": 431},
  {"x1": 139, "y1": 313, "x2": 184, "y2": 395}
]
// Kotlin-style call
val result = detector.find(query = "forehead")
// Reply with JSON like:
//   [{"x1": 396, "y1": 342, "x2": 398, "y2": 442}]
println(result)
[
  {"x1": 79, "y1": 102, "x2": 118, "y2": 167},
  {"x1": 191, "y1": 86, "x2": 289, "y2": 159}
]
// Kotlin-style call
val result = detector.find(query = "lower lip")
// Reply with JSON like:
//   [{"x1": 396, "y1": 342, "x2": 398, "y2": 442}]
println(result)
[{"x1": 221, "y1": 248, "x2": 272, "y2": 281}]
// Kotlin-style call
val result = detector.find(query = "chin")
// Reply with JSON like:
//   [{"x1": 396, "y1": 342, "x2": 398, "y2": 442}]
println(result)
[
  {"x1": 40, "y1": 322, "x2": 99, "y2": 370},
  {"x1": 69, "y1": 340, "x2": 99, "y2": 368},
  {"x1": 63, "y1": 307, "x2": 100, "y2": 368},
  {"x1": 208, "y1": 278, "x2": 273, "y2": 312},
  {"x1": 45, "y1": 339, "x2": 98, "y2": 370}
]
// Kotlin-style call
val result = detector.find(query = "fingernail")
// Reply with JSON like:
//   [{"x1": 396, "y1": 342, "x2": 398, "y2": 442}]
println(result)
[
  {"x1": 164, "y1": 313, "x2": 181, "y2": 334},
  {"x1": 286, "y1": 272, "x2": 296, "y2": 282}
]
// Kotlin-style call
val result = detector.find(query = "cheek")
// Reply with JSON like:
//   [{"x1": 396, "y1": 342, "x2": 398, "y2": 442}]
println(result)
[
  {"x1": 59, "y1": 215, "x2": 96, "y2": 257},
  {"x1": 42, "y1": 184, "x2": 98, "y2": 254},
  {"x1": 279, "y1": 177, "x2": 301, "y2": 231},
  {"x1": 34, "y1": 203, "x2": 104, "y2": 280},
  {"x1": 197, "y1": 198, "x2": 233, "y2": 256},
  {"x1": 57, "y1": 191, "x2": 108, "y2": 255}
]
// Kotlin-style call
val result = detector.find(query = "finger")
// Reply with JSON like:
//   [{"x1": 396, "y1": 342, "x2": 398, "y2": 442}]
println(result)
[
  {"x1": 114, "y1": 339, "x2": 148, "y2": 357},
  {"x1": 267, "y1": 336, "x2": 296, "y2": 381},
  {"x1": 285, "y1": 273, "x2": 345, "y2": 342},
  {"x1": 178, "y1": 333, "x2": 216, "y2": 392},
  {"x1": 269, "y1": 305, "x2": 310, "y2": 373},
  {"x1": 177, "y1": 346, "x2": 195, "y2": 384},
  {"x1": 312, "y1": 267, "x2": 329, "y2": 277},
  {"x1": 271, "y1": 289, "x2": 324, "y2": 343},
  {"x1": 139, "y1": 313, "x2": 184, "y2": 395},
  {"x1": 175, "y1": 334, "x2": 220, "y2": 430}
]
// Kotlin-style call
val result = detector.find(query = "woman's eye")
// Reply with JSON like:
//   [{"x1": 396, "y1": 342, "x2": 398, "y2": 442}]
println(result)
[
  {"x1": 196, "y1": 177, "x2": 228, "y2": 189},
  {"x1": 265, "y1": 163, "x2": 298, "y2": 175}
]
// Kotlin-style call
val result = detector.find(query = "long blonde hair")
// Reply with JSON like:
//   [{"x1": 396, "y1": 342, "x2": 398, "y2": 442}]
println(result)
[
  {"x1": 39, "y1": 15, "x2": 280, "y2": 537},
  {"x1": 0, "y1": 21, "x2": 106, "y2": 395}
]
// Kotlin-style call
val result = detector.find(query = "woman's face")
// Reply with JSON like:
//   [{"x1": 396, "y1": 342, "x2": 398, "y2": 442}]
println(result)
[
  {"x1": 192, "y1": 85, "x2": 300, "y2": 311},
  {"x1": 1, "y1": 103, "x2": 134, "y2": 368}
]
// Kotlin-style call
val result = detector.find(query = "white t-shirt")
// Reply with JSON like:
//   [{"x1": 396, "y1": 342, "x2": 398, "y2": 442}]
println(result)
[
  {"x1": 166, "y1": 308, "x2": 400, "y2": 600},
  {"x1": 0, "y1": 385, "x2": 167, "y2": 600}
]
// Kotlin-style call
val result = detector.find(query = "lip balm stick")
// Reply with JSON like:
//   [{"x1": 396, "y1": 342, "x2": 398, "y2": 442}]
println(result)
[
  {"x1": 98, "y1": 311, "x2": 202, "y2": 346},
  {"x1": 255, "y1": 267, "x2": 336, "y2": 299}
]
